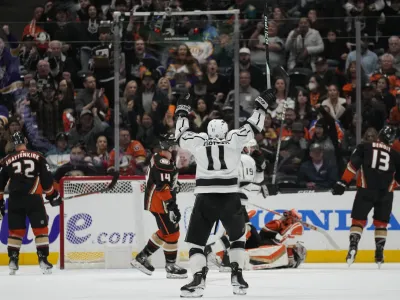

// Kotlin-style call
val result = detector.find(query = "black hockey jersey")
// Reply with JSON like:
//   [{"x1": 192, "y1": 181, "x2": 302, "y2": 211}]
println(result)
[
  {"x1": 341, "y1": 142, "x2": 400, "y2": 191},
  {"x1": 91, "y1": 43, "x2": 114, "y2": 82},
  {"x1": 144, "y1": 153, "x2": 178, "y2": 214},
  {"x1": 0, "y1": 150, "x2": 55, "y2": 196}
]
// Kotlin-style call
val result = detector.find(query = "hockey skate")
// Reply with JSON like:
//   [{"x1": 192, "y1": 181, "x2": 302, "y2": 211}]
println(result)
[
  {"x1": 231, "y1": 262, "x2": 248, "y2": 295},
  {"x1": 9, "y1": 253, "x2": 19, "y2": 276},
  {"x1": 38, "y1": 253, "x2": 53, "y2": 275},
  {"x1": 375, "y1": 245, "x2": 384, "y2": 269},
  {"x1": 131, "y1": 252, "x2": 154, "y2": 276},
  {"x1": 180, "y1": 267, "x2": 208, "y2": 298},
  {"x1": 166, "y1": 263, "x2": 188, "y2": 279},
  {"x1": 346, "y1": 233, "x2": 360, "y2": 266}
]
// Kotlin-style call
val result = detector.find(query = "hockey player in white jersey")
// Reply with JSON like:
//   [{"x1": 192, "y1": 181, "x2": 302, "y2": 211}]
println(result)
[{"x1": 175, "y1": 90, "x2": 276, "y2": 297}]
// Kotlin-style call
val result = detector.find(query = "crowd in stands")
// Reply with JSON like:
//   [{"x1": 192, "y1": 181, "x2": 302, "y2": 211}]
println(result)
[{"x1": 0, "y1": 0, "x2": 400, "y2": 189}]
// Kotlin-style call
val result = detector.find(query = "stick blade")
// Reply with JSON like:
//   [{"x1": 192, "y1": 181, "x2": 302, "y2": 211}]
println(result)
[{"x1": 107, "y1": 172, "x2": 120, "y2": 191}]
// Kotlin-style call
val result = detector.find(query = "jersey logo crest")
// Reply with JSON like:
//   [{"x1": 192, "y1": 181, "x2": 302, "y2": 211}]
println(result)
[{"x1": 160, "y1": 158, "x2": 170, "y2": 165}]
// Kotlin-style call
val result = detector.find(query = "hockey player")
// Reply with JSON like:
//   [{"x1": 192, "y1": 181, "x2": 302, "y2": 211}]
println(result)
[
  {"x1": 332, "y1": 125, "x2": 400, "y2": 267},
  {"x1": 131, "y1": 133, "x2": 187, "y2": 279},
  {"x1": 175, "y1": 90, "x2": 275, "y2": 297},
  {"x1": 0, "y1": 132, "x2": 61, "y2": 275}
]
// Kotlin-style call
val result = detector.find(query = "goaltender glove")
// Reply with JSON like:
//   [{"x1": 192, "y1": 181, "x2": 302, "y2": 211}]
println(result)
[
  {"x1": 331, "y1": 180, "x2": 347, "y2": 196},
  {"x1": 45, "y1": 190, "x2": 62, "y2": 207},
  {"x1": 174, "y1": 93, "x2": 192, "y2": 118},
  {"x1": 0, "y1": 199, "x2": 5, "y2": 220},
  {"x1": 166, "y1": 200, "x2": 181, "y2": 224}
]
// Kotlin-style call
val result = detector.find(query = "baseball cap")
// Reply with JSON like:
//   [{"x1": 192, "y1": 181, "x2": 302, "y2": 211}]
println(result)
[
  {"x1": 362, "y1": 82, "x2": 374, "y2": 90},
  {"x1": 315, "y1": 57, "x2": 327, "y2": 65},
  {"x1": 239, "y1": 47, "x2": 251, "y2": 55},
  {"x1": 80, "y1": 109, "x2": 93, "y2": 117},
  {"x1": 310, "y1": 143, "x2": 323, "y2": 151}
]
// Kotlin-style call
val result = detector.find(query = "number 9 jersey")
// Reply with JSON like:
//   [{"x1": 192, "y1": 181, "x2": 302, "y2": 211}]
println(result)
[
  {"x1": 341, "y1": 141, "x2": 400, "y2": 190},
  {"x1": 144, "y1": 153, "x2": 178, "y2": 214}
]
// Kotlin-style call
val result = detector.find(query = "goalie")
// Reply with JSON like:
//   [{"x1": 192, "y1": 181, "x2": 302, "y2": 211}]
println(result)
[{"x1": 206, "y1": 209, "x2": 306, "y2": 270}]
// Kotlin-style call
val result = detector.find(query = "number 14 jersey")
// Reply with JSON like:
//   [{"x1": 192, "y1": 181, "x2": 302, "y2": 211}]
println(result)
[{"x1": 341, "y1": 142, "x2": 400, "y2": 191}]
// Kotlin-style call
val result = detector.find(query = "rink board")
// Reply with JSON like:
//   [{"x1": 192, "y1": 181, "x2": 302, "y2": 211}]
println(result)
[{"x1": 0, "y1": 178, "x2": 399, "y2": 265}]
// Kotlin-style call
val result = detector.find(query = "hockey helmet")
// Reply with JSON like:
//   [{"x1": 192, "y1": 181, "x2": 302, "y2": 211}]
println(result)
[
  {"x1": 207, "y1": 119, "x2": 228, "y2": 139},
  {"x1": 283, "y1": 209, "x2": 301, "y2": 222},
  {"x1": 378, "y1": 125, "x2": 397, "y2": 145},
  {"x1": 159, "y1": 133, "x2": 177, "y2": 151},
  {"x1": 243, "y1": 139, "x2": 258, "y2": 155},
  {"x1": 12, "y1": 131, "x2": 26, "y2": 146}
]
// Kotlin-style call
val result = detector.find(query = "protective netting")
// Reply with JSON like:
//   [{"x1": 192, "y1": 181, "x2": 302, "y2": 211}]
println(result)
[{"x1": 61, "y1": 177, "x2": 195, "y2": 268}]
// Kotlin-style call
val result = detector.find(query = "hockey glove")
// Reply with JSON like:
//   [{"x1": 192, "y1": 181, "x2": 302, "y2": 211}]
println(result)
[
  {"x1": 255, "y1": 89, "x2": 276, "y2": 112},
  {"x1": 45, "y1": 190, "x2": 62, "y2": 207},
  {"x1": 260, "y1": 185, "x2": 269, "y2": 198},
  {"x1": 331, "y1": 180, "x2": 347, "y2": 196},
  {"x1": 174, "y1": 93, "x2": 192, "y2": 118},
  {"x1": 0, "y1": 199, "x2": 5, "y2": 220},
  {"x1": 166, "y1": 201, "x2": 181, "y2": 224}
]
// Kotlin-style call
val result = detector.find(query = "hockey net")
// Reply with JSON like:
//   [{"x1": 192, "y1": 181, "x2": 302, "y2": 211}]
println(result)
[{"x1": 59, "y1": 176, "x2": 196, "y2": 269}]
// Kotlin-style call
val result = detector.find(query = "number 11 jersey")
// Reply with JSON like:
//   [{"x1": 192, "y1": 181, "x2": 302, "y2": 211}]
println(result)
[{"x1": 341, "y1": 142, "x2": 400, "y2": 191}]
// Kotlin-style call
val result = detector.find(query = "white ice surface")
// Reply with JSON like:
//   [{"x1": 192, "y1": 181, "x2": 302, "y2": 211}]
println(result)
[{"x1": 1, "y1": 264, "x2": 399, "y2": 300}]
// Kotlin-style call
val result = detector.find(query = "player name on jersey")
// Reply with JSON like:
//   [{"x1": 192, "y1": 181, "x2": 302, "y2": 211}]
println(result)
[{"x1": 4, "y1": 152, "x2": 40, "y2": 166}]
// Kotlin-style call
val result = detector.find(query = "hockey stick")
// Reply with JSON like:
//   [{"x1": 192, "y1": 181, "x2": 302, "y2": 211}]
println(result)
[
  {"x1": 264, "y1": 2, "x2": 271, "y2": 89},
  {"x1": 44, "y1": 172, "x2": 120, "y2": 205},
  {"x1": 248, "y1": 202, "x2": 340, "y2": 250},
  {"x1": 271, "y1": 66, "x2": 290, "y2": 185}
]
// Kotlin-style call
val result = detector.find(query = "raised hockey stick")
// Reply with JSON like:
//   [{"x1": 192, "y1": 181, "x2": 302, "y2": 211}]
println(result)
[
  {"x1": 264, "y1": 2, "x2": 271, "y2": 89},
  {"x1": 248, "y1": 202, "x2": 340, "y2": 250},
  {"x1": 271, "y1": 66, "x2": 290, "y2": 185},
  {"x1": 44, "y1": 172, "x2": 120, "y2": 205}
]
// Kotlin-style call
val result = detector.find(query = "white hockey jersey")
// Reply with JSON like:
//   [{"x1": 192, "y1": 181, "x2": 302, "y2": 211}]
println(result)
[
  {"x1": 175, "y1": 110, "x2": 265, "y2": 194},
  {"x1": 239, "y1": 154, "x2": 263, "y2": 200}
]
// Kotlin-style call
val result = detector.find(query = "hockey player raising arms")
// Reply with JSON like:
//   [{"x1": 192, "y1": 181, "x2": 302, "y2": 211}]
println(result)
[
  {"x1": 131, "y1": 133, "x2": 187, "y2": 278},
  {"x1": 175, "y1": 90, "x2": 275, "y2": 297},
  {"x1": 332, "y1": 126, "x2": 400, "y2": 267}
]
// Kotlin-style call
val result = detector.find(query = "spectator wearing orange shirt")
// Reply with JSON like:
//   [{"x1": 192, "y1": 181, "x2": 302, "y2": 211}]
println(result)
[
  {"x1": 389, "y1": 90, "x2": 400, "y2": 125},
  {"x1": 370, "y1": 53, "x2": 400, "y2": 96},
  {"x1": 276, "y1": 108, "x2": 310, "y2": 141},
  {"x1": 108, "y1": 128, "x2": 147, "y2": 175}
]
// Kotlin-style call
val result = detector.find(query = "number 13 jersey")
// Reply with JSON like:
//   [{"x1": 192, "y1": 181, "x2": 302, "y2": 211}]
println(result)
[
  {"x1": 341, "y1": 142, "x2": 400, "y2": 191},
  {"x1": 144, "y1": 153, "x2": 178, "y2": 214}
]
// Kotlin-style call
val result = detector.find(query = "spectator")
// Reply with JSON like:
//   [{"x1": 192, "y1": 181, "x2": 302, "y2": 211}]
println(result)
[
  {"x1": 308, "y1": 75, "x2": 327, "y2": 106},
  {"x1": 192, "y1": 98, "x2": 209, "y2": 132},
  {"x1": 176, "y1": 147, "x2": 196, "y2": 174},
  {"x1": 196, "y1": 15, "x2": 219, "y2": 42},
  {"x1": 314, "y1": 57, "x2": 344, "y2": 89},
  {"x1": 22, "y1": 6, "x2": 50, "y2": 54},
  {"x1": 166, "y1": 44, "x2": 202, "y2": 92},
  {"x1": 345, "y1": 40, "x2": 378, "y2": 77},
  {"x1": 294, "y1": 87, "x2": 317, "y2": 128},
  {"x1": 307, "y1": 8, "x2": 328, "y2": 38},
  {"x1": 75, "y1": 76, "x2": 109, "y2": 118},
  {"x1": 232, "y1": 47, "x2": 265, "y2": 92},
  {"x1": 297, "y1": 143, "x2": 338, "y2": 189},
  {"x1": 54, "y1": 143, "x2": 98, "y2": 183},
  {"x1": 45, "y1": 132, "x2": 70, "y2": 173},
  {"x1": 388, "y1": 36, "x2": 400, "y2": 73},
  {"x1": 276, "y1": 108, "x2": 310, "y2": 141},
  {"x1": 270, "y1": 6, "x2": 292, "y2": 38},
  {"x1": 285, "y1": 17, "x2": 324, "y2": 71},
  {"x1": 227, "y1": 0, "x2": 257, "y2": 40},
  {"x1": 90, "y1": 135, "x2": 109, "y2": 173},
  {"x1": 108, "y1": 127, "x2": 147, "y2": 175},
  {"x1": 136, "y1": 112, "x2": 160, "y2": 150},
  {"x1": 370, "y1": 53, "x2": 400, "y2": 95},
  {"x1": 35, "y1": 60, "x2": 57, "y2": 91},
  {"x1": 342, "y1": 61, "x2": 369, "y2": 101},
  {"x1": 225, "y1": 70, "x2": 260, "y2": 115},
  {"x1": 68, "y1": 108, "x2": 109, "y2": 153},
  {"x1": 322, "y1": 29, "x2": 349, "y2": 71},
  {"x1": 80, "y1": 4, "x2": 101, "y2": 72},
  {"x1": 321, "y1": 84, "x2": 347, "y2": 120},
  {"x1": 363, "y1": 127, "x2": 378, "y2": 143},
  {"x1": 389, "y1": 90, "x2": 400, "y2": 125},
  {"x1": 44, "y1": 40, "x2": 78, "y2": 83},
  {"x1": 120, "y1": 80, "x2": 138, "y2": 134},
  {"x1": 374, "y1": 76, "x2": 396, "y2": 116},
  {"x1": 77, "y1": 0, "x2": 91, "y2": 21},
  {"x1": 203, "y1": 59, "x2": 229, "y2": 110},
  {"x1": 248, "y1": 21, "x2": 285, "y2": 72},
  {"x1": 270, "y1": 77, "x2": 295, "y2": 120},
  {"x1": 213, "y1": 34, "x2": 234, "y2": 74}
]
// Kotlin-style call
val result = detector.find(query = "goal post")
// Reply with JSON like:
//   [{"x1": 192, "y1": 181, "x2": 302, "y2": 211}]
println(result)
[{"x1": 112, "y1": 9, "x2": 241, "y2": 129}]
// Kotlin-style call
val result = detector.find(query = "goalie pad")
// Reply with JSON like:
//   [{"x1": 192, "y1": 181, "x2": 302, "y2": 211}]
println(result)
[
  {"x1": 244, "y1": 244, "x2": 289, "y2": 270},
  {"x1": 280, "y1": 222, "x2": 304, "y2": 246}
]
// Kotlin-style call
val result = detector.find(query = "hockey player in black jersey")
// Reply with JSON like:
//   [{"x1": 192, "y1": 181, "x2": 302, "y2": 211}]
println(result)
[
  {"x1": 0, "y1": 132, "x2": 61, "y2": 275},
  {"x1": 332, "y1": 125, "x2": 400, "y2": 267},
  {"x1": 175, "y1": 90, "x2": 276, "y2": 297},
  {"x1": 131, "y1": 133, "x2": 187, "y2": 279}
]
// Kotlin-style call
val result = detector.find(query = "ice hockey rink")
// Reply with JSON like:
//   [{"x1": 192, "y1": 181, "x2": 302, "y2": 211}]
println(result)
[{"x1": 1, "y1": 264, "x2": 399, "y2": 300}]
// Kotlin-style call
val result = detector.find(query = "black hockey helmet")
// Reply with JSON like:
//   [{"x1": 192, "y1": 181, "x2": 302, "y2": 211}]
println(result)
[
  {"x1": 378, "y1": 125, "x2": 397, "y2": 145},
  {"x1": 12, "y1": 131, "x2": 26, "y2": 146},
  {"x1": 159, "y1": 133, "x2": 177, "y2": 151}
]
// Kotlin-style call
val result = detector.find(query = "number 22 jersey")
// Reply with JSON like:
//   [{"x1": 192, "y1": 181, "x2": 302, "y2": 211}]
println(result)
[{"x1": 341, "y1": 142, "x2": 400, "y2": 191}]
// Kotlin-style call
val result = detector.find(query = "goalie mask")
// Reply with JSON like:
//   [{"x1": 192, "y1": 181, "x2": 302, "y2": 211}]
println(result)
[
  {"x1": 207, "y1": 119, "x2": 228, "y2": 139},
  {"x1": 243, "y1": 139, "x2": 258, "y2": 155}
]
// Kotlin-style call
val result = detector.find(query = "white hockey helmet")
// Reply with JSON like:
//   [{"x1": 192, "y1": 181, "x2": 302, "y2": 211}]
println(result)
[
  {"x1": 243, "y1": 139, "x2": 258, "y2": 155},
  {"x1": 207, "y1": 119, "x2": 228, "y2": 139}
]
